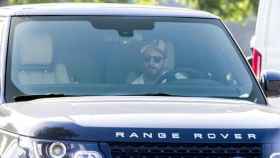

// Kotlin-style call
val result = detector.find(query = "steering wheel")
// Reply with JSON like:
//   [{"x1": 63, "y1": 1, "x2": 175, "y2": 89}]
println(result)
[{"x1": 156, "y1": 68, "x2": 207, "y2": 84}]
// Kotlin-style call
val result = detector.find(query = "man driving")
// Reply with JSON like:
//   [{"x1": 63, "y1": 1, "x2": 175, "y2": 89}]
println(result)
[{"x1": 131, "y1": 40, "x2": 168, "y2": 84}]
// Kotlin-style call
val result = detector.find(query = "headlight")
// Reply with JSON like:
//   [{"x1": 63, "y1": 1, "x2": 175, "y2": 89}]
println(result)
[
  {"x1": 271, "y1": 143, "x2": 280, "y2": 158},
  {"x1": 2, "y1": 136, "x2": 103, "y2": 158},
  {"x1": 48, "y1": 142, "x2": 67, "y2": 158},
  {"x1": 74, "y1": 151, "x2": 103, "y2": 158},
  {"x1": 271, "y1": 153, "x2": 280, "y2": 158}
]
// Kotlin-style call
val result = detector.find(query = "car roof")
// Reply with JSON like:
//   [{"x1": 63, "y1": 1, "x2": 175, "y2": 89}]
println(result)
[{"x1": 0, "y1": 3, "x2": 219, "y2": 18}]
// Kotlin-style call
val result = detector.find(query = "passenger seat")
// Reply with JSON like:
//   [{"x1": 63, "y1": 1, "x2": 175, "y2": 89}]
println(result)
[{"x1": 16, "y1": 33, "x2": 70, "y2": 85}]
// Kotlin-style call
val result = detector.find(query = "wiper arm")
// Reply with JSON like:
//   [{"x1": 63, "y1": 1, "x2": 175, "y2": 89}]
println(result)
[{"x1": 14, "y1": 93, "x2": 72, "y2": 102}]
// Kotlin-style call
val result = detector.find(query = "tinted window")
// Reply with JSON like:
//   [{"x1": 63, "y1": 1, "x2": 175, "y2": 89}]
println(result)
[{"x1": 6, "y1": 16, "x2": 265, "y2": 104}]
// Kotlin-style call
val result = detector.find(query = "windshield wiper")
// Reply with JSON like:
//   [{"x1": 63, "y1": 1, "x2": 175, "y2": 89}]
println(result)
[
  {"x1": 115, "y1": 92, "x2": 182, "y2": 97},
  {"x1": 14, "y1": 93, "x2": 74, "y2": 102}
]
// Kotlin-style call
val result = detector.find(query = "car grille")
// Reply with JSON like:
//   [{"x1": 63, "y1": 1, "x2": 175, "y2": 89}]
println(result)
[{"x1": 109, "y1": 143, "x2": 262, "y2": 158}]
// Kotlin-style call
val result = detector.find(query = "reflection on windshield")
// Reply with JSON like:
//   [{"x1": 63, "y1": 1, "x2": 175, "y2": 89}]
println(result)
[{"x1": 6, "y1": 16, "x2": 263, "y2": 103}]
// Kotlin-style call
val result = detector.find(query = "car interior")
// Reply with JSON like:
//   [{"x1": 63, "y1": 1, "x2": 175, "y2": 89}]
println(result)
[{"x1": 10, "y1": 19, "x2": 252, "y2": 97}]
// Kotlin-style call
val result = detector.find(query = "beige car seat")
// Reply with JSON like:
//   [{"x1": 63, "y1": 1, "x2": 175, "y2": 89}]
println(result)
[{"x1": 16, "y1": 33, "x2": 70, "y2": 85}]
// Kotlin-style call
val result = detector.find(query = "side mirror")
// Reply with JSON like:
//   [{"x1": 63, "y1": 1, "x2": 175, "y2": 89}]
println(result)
[{"x1": 261, "y1": 70, "x2": 280, "y2": 97}]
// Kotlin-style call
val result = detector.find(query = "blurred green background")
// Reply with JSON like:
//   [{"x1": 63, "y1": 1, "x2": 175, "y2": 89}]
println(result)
[
  {"x1": 6, "y1": 0, "x2": 258, "y2": 22},
  {"x1": 0, "y1": 0, "x2": 258, "y2": 55}
]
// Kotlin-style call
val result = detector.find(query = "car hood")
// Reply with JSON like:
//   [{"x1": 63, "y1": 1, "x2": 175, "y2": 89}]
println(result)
[{"x1": 1, "y1": 96, "x2": 280, "y2": 143}]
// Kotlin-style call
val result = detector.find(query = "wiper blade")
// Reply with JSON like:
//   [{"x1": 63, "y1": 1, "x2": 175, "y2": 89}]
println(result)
[
  {"x1": 139, "y1": 92, "x2": 179, "y2": 96},
  {"x1": 14, "y1": 93, "x2": 73, "y2": 102},
  {"x1": 116, "y1": 92, "x2": 182, "y2": 97}
]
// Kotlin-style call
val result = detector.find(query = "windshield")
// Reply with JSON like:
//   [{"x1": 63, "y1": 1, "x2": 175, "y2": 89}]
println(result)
[{"x1": 6, "y1": 16, "x2": 266, "y2": 104}]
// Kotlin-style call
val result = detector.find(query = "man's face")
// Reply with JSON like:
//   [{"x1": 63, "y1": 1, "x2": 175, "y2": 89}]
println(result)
[{"x1": 143, "y1": 50, "x2": 165, "y2": 77}]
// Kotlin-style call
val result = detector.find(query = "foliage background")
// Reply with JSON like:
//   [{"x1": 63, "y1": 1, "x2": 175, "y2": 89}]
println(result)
[{"x1": 8, "y1": 0, "x2": 258, "y2": 22}]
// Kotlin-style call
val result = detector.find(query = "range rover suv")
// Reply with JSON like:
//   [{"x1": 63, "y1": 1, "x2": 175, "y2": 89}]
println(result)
[{"x1": 1, "y1": 3, "x2": 280, "y2": 158}]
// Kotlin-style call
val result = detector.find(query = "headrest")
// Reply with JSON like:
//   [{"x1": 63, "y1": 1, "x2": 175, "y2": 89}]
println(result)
[{"x1": 20, "y1": 33, "x2": 53, "y2": 65}]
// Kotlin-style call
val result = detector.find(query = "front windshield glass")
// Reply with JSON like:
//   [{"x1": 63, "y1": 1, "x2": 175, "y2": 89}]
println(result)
[{"x1": 6, "y1": 16, "x2": 265, "y2": 104}]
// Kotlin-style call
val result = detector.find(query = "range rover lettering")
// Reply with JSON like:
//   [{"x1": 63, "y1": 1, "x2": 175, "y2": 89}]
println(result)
[{"x1": 0, "y1": 3, "x2": 280, "y2": 158}]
